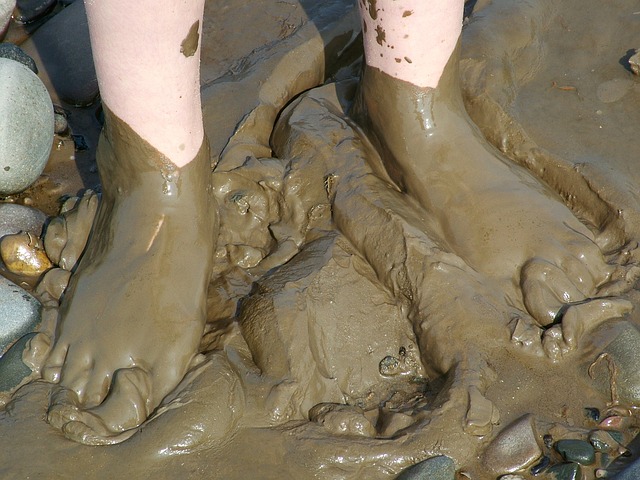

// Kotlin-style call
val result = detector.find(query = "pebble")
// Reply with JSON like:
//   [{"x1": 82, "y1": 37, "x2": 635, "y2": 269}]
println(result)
[
  {"x1": 0, "y1": 43, "x2": 37, "y2": 73},
  {"x1": 589, "y1": 430, "x2": 622, "y2": 453},
  {"x1": 584, "y1": 407, "x2": 600, "y2": 422},
  {"x1": 0, "y1": 203, "x2": 47, "y2": 238},
  {"x1": 529, "y1": 455, "x2": 550, "y2": 475},
  {"x1": 18, "y1": 0, "x2": 98, "y2": 106},
  {"x1": 53, "y1": 112, "x2": 67, "y2": 134},
  {"x1": 0, "y1": 232, "x2": 52, "y2": 277},
  {"x1": 0, "y1": 276, "x2": 41, "y2": 354},
  {"x1": 629, "y1": 50, "x2": 640, "y2": 76},
  {"x1": 555, "y1": 439, "x2": 595, "y2": 465},
  {"x1": 482, "y1": 414, "x2": 542, "y2": 475},
  {"x1": 546, "y1": 462, "x2": 581, "y2": 480},
  {"x1": 0, "y1": 332, "x2": 34, "y2": 392},
  {"x1": 0, "y1": 57, "x2": 54, "y2": 195},
  {"x1": 12, "y1": 0, "x2": 56, "y2": 24},
  {"x1": 395, "y1": 455, "x2": 456, "y2": 480}
]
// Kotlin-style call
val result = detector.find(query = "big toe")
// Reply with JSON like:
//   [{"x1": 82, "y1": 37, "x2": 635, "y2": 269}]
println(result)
[{"x1": 49, "y1": 367, "x2": 153, "y2": 445}]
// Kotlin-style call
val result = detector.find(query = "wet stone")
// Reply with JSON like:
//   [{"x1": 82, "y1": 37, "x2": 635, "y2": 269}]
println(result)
[
  {"x1": 546, "y1": 462, "x2": 581, "y2": 480},
  {"x1": 0, "y1": 43, "x2": 37, "y2": 73},
  {"x1": 555, "y1": 439, "x2": 595, "y2": 465},
  {"x1": 0, "y1": 203, "x2": 47, "y2": 238},
  {"x1": 13, "y1": 0, "x2": 56, "y2": 24},
  {"x1": 482, "y1": 414, "x2": 542, "y2": 475},
  {"x1": 395, "y1": 455, "x2": 455, "y2": 480},
  {"x1": 0, "y1": 276, "x2": 41, "y2": 354},
  {"x1": 584, "y1": 407, "x2": 600, "y2": 422},
  {"x1": 53, "y1": 112, "x2": 67, "y2": 134},
  {"x1": 589, "y1": 322, "x2": 640, "y2": 405},
  {"x1": 589, "y1": 430, "x2": 621, "y2": 453},
  {"x1": 0, "y1": 332, "x2": 34, "y2": 391},
  {"x1": 0, "y1": 57, "x2": 54, "y2": 194}
]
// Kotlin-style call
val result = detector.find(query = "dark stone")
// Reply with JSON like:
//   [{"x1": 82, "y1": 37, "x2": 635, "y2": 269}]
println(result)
[
  {"x1": 555, "y1": 439, "x2": 595, "y2": 465},
  {"x1": 546, "y1": 463, "x2": 581, "y2": 480},
  {"x1": 530, "y1": 455, "x2": 550, "y2": 475},
  {"x1": 396, "y1": 455, "x2": 456, "y2": 480},
  {"x1": 13, "y1": 0, "x2": 57, "y2": 24},
  {"x1": 0, "y1": 333, "x2": 34, "y2": 392},
  {"x1": 584, "y1": 407, "x2": 600, "y2": 422},
  {"x1": 19, "y1": 0, "x2": 98, "y2": 106},
  {"x1": 0, "y1": 43, "x2": 37, "y2": 73}
]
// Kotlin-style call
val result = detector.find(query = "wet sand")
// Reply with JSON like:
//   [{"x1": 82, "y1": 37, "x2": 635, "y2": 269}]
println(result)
[{"x1": 1, "y1": 0, "x2": 640, "y2": 478}]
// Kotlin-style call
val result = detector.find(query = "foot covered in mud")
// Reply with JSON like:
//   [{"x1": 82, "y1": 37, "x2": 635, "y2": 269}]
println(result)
[
  {"x1": 39, "y1": 109, "x2": 216, "y2": 444},
  {"x1": 354, "y1": 49, "x2": 633, "y2": 359}
]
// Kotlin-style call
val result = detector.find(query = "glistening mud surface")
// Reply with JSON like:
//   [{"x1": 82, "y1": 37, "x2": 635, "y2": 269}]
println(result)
[{"x1": 2, "y1": 0, "x2": 640, "y2": 479}]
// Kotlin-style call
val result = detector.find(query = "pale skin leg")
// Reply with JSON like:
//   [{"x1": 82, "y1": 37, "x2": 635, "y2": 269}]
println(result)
[
  {"x1": 40, "y1": 0, "x2": 217, "y2": 444},
  {"x1": 356, "y1": 0, "x2": 631, "y2": 355}
]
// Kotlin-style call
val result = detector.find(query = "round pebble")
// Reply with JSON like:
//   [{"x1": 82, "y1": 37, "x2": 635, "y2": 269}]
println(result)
[
  {"x1": 0, "y1": 332, "x2": 34, "y2": 392},
  {"x1": 13, "y1": 0, "x2": 56, "y2": 24},
  {"x1": 0, "y1": 276, "x2": 41, "y2": 354},
  {"x1": 546, "y1": 462, "x2": 581, "y2": 480},
  {"x1": 0, "y1": 203, "x2": 47, "y2": 238},
  {"x1": 555, "y1": 439, "x2": 595, "y2": 465},
  {"x1": 396, "y1": 455, "x2": 456, "y2": 480},
  {"x1": 0, "y1": 43, "x2": 37, "y2": 73},
  {"x1": 0, "y1": 57, "x2": 54, "y2": 194},
  {"x1": 53, "y1": 112, "x2": 67, "y2": 134},
  {"x1": 482, "y1": 414, "x2": 542, "y2": 475}
]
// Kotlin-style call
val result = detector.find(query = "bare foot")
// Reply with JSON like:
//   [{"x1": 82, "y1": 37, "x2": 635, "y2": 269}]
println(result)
[
  {"x1": 41, "y1": 109, "x2": 217, "y2": 444},
  {"x1": 354, "y1": 46, "x2": 627, "y2": 355}
]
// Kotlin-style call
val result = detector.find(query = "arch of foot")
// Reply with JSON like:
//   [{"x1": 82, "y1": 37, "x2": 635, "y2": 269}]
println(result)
[{"x1": 357, "y1": 0, "x2": 463, "y2": 89}]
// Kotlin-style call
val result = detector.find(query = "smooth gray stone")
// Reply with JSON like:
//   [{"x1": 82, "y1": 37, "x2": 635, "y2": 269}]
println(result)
[
  {"x1": 482, "y1": 414, "x2": 542, "y2": 475},
  {"x1": 590, "y1": 321, "x2": 640, "y2": 404},
  {"x1": 0, "y1": 58, "x2": 53, "y2": 194},
  {"x1": 0, "y1": 332, "x2": 34, "y2": 391},
  {"x1": 0, "y1": 43, "x2": 37, "y2": 73},
  {"x1": 396, "y1": 455, "x2": 456, "y2": 480},
  {"x1": 0, "y1": 203, "x2": 47, "y2": 238},
  {"x1": 0, "y1": 276, "x2": 41, "y2": 354},
  {"x1": 19, "y1": 0, "x2": 97, "y2": 106},
  {"x1": 13, "y1": 0, "x2": 56, "y2": 24}
]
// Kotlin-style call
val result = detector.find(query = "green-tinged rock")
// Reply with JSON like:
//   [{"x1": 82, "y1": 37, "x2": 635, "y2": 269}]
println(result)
[
  {"x1": 555, "y1": 439, "x2": 595, "y2": 465},
  {"x1": 546, "y1": 462, "x2": 581, "y2": 480},
  {"x1": 396, "y1": 455, "x2": 456, "y2": 480},
  {"x1": 0, "y1": 333, "x2": 34, "y2": 391}
]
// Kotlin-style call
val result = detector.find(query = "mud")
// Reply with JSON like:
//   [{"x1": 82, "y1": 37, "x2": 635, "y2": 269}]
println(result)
[{"x1": 1, "y1": 0, "x2": 640, "y2": 479}]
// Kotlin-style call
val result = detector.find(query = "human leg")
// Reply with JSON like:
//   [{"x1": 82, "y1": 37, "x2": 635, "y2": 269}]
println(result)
[
  {"x1": 355, "y1": 1, "x2": 628, "y2": 354},
  {"x1": 41, "y1": 0, "x2": 217, "y2": 444}
]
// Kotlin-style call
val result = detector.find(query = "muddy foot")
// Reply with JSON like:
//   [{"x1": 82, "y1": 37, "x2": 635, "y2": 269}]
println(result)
[
  {"x1": 354, "y1": 47, "x2": 623, "y2": 349},
  {"x1": 38, "y1": 109, "x2": 217, "y2": 444}
]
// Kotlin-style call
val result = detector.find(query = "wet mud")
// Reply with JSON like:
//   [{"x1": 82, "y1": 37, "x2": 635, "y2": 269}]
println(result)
[{"x1": 1, "y1": 0, "x2": 640, "y2": 479}]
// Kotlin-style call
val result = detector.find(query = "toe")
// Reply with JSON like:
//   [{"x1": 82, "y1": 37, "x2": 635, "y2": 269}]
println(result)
[{"x1": 42, "y1": 341, "x2": 69, "y2": 383}]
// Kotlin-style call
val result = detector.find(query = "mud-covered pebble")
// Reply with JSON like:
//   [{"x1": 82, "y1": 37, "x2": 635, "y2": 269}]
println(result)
[
  {"x1": 555, "y1": 439, "x2": 595, "y2": 465},
  {"x1": 546, "y1": 462, "x2": 581, "y2": 480},
  {"x1": 482, "y1": 414, "x2": 542, "y2": 474},
  {"x1": 53, "y1": 112, "x2": 68, "y2": 135},
  {"x1": 13, "y1": 0, "x2": 56, "y2": 24},
  {"x1": 0, "y1": 276, "x2": 41, "y2": 354},
  {"x1": 0, "y1": 332, "x2": 34, "y2": 392},
  {"x1": 0, "y1": 43, "x2": 37, "y2": 73},
  {"x1": 395, "y1": 455, "x2": 455, "y2": 480},
  {"x1": 589, "y1": 430, "x2": 622, "y2": 453},
  {"x1": 0, "y1": 203, "x2": 47, "y2": 238},
  {"x1": 0, "y1": 58, "x2": 54, "y2": 194}
]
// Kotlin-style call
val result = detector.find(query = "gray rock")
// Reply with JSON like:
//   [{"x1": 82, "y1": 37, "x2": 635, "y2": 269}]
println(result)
[
  {"x1": 53, "y1": 112, "x2": 67, "y2": 134},
  {"x1": 589, "y1": 321, "x2": 640, "y2": 404},
  {"x1": 18, "y1": 0, "x2": 98, "y2": 106},
  {"x1": 0, "y1": 0, "x2": 15, "y2": 35},
  {"x1": 396, "y1": 455, "x2": 456, "y2": 480},
  {"x1": 0, "y1": 332, "x2": 34, "y2": 391},
  {"x1": 482, "y1": 414, "x2": 542, "y2": 475},
  {"x1": 546, "y1": 462, "x2": 581, "y2": 480},
  {"x1": 0, "y1": 203, "x2": 47, "y2": 238},
  {"x1": 13, "y1": 0, "x2": 56, "y2": 24},
  {"x1": 0, "y1": 43, "x2": 37, "y2": 73},
  {"x1": 0, "y1": 57, "x2": 54, "y2": 194},
  {"x1": 555, "y1": 439, "x2": 595, "y2": 465},
  {"x1": 0, "y1": 276, "x2": 41, "y2": 354}
]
